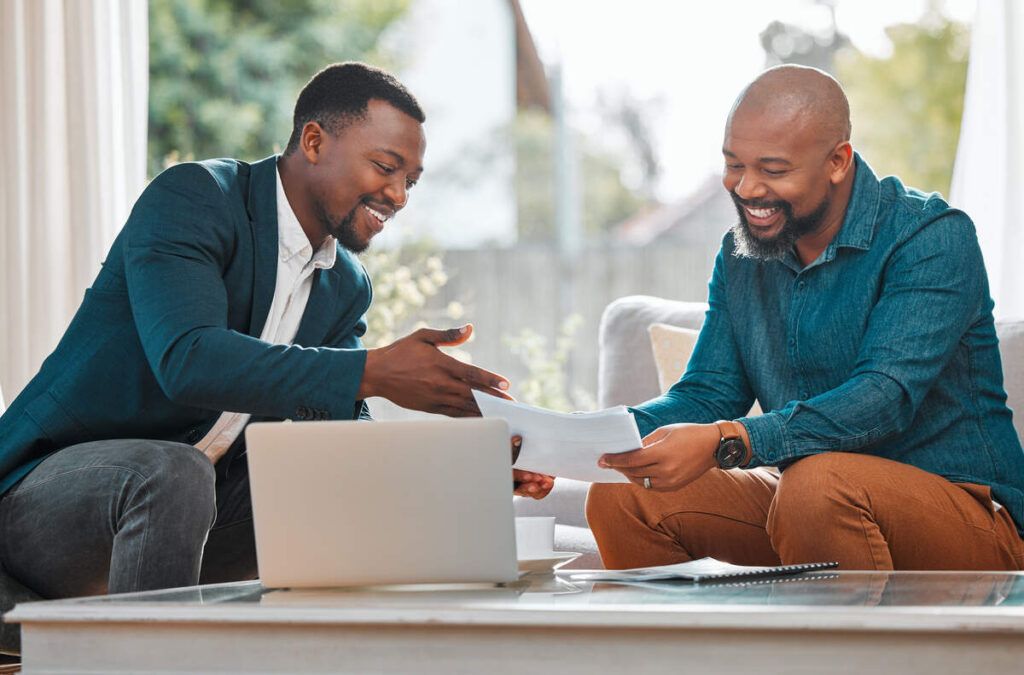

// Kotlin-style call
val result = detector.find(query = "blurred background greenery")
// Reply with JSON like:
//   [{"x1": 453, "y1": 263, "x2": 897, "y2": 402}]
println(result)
[{"x1": 148, "y1": 0, "x2": 409, "y2": 176}]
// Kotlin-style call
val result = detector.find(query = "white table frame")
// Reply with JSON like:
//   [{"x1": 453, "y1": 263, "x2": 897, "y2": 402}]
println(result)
[{"x1": 9, "y1": 575, "x2": 1024, "y2": 674}]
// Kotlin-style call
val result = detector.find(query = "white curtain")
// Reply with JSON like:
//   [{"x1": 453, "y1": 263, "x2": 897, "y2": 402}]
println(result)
[
  {"x1": 0, "y1": 0, "x2": 149, "y2": 401},
  {"x1": 950, "y1": 0, "x2": 1024, "y2": 320}
]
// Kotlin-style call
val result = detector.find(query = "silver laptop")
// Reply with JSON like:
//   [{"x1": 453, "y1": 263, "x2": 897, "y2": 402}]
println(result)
[{"x1": 245, "y1": 418, "x2": 519, "y2": 588}]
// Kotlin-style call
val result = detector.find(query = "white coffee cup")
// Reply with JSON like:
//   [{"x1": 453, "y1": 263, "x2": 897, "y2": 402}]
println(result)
[{"x1": 514, "y1": 516, "x2": 556, "y2": 560}]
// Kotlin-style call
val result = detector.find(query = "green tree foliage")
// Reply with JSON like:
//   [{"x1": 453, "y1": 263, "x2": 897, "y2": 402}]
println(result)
[
  {"x1": 835, "y1": 6, "x2": 969, "y2": 196},
  {"x1": 147, "y1": 0, "x2": 409, "y2": 177}
]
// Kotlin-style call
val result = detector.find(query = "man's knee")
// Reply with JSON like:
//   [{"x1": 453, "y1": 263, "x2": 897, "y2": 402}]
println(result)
[
  {"x1": 585, "y1": 482, "x2": 636, "y2": 531},
  {"x1": 142, "y1": 442, "x2": 216, "y2": 518},
  {"x1": 93, "y1": 440, "x2": 217, "y2": 526},
  {"x1": 771, "y1": 452, "x2": 847, "y2": 510},
  {"x1": 767, "y1": 452, "x2": 870, "y2": 541}
]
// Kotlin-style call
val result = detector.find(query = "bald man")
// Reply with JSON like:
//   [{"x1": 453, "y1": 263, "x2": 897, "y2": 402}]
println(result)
[{"x1": 587, "y1": 65, "x2": 1024, "y2": 571}]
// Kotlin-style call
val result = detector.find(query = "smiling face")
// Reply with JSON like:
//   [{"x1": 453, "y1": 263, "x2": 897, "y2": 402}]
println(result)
[
  {"x1": 722, "y1": 107, "x2": 841, "y2": 260},
  {"x1": 721, "y1": 66, "x2": 855, "y2": 262},
  {"x1": 302, "y1": 99, "x2": 426, "y2": 253}
]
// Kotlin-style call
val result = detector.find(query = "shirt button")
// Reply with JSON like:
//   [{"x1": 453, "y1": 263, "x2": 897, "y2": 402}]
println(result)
[
  {"x1": 186, "y1": 428, "x2": 202, "y2": 443},
  {"x1": 798, "y1": 281, "x2": 806, "y2": 290},
  {"x1": 788, "y1": 338, "x2": 796, "y2": 347}
]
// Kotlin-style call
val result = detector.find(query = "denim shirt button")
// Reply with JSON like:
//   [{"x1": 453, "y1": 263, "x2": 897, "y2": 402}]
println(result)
[
  {"x1": 788, "y1": 338, "x2": 796, "y2": 347},
  {"x1": 798, "y1": 281, "x2": 806, "y2": 290}
]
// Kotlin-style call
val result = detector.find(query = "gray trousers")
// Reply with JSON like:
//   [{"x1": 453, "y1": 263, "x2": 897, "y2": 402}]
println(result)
[{"x1": 0, "y1": 439, "x2": 258, "y2": 599}]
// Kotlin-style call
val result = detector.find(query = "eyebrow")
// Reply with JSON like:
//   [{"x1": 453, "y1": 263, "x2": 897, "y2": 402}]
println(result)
[
  {"x1": 374, "y1": 148, "x2": 424, "y2": 173},
  {"x1": 721, "y1": 149, "x2": 792, "y2": 166}
]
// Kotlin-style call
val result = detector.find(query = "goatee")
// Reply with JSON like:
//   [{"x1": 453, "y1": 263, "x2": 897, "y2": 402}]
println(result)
[
  {"x1": 314, "y1": 201, "x2": 368, "y2": 254},
  {"x1": 729, "y1": 192, "x2": 829, "y2": 262}
]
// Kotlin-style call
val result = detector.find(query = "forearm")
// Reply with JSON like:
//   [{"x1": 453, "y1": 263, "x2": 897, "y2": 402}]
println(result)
[
  {"x1": 739, "y1": 370, "x2": 909, "y2": 466},
  {"x1": 632, "y1": 376, "x2": 756, "y2": 438},
  {"x1": 156, "y1": 327, "x2": 367, "y2": 420}
]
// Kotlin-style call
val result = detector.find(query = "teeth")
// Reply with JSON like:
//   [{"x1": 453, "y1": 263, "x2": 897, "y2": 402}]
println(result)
[
  {"x1": 363, "y1": 205, "x2": 389, "y2": 223},
  {"x1": 746, "y1": 207, "x2": 779, "y2": 219}
]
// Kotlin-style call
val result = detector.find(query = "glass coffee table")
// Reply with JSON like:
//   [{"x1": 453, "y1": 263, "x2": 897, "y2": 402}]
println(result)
[{"x1": 8, "y1": 571, "x2": 1024, "y2": 673}]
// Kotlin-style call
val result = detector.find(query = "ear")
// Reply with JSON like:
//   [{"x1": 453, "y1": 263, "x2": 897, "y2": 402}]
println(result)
[
  {"x1": 828, "y1": 141, "x2": 854, "y2": 185},
  {"x1": 301, "y1": 121, "x2": 326, "y2": 165}
]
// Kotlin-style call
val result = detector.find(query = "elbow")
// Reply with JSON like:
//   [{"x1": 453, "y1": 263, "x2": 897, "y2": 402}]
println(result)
[
  {"x1": 155, "y1": 360, "x2": 202, "y2": 406},
  {"x1": 859, "y1": 371, "x2": 917, "y2": 441},
  {"x1": 156, "y1": 368, "x2": 193, "y2": 405},
  {"x1": 153, "y1": 330, "x2": 212, "y2": 405}
]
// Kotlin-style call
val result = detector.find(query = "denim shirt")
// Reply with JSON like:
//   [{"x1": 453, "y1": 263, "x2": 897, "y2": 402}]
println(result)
[{"x1": 632, "y1": 154, "x2": 1024, "y2": 534}]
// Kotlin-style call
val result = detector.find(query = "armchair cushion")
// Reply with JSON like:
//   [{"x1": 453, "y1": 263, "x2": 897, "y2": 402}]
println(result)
[{"x1": 648, "y1": 322, "x2": 699, "y2": 393}]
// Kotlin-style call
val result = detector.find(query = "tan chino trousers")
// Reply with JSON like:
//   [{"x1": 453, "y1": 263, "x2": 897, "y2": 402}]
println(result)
[{"x1": 586, "y1": 452, "x2": 1024, "y2": 570}]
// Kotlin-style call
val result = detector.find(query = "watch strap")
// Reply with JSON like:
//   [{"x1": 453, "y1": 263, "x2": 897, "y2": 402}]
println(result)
[{"x1": 714, "y1": 420, "x2": 750, "y2": 468}]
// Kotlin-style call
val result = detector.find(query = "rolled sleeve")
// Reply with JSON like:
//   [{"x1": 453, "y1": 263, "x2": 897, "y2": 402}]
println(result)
[{"x1": 737, "y1": 413, "x2": 786, "y2": 466}]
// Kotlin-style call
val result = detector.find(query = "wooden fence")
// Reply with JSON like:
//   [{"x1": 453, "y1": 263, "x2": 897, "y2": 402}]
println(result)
[{"x1": 421, "y1": 241, "x2": 718, "y2": 406}]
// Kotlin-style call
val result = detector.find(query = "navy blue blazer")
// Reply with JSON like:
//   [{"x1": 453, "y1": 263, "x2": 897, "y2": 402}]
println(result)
[{"x1": 0, "y1": 155, "x2": 373, "y2": 493}]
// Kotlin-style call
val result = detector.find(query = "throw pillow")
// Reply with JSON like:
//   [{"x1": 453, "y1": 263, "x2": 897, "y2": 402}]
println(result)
[
  {"x1": 648, "y1": 322, "x2": 762, "y2": 416},
  {"x1": 648, "y1": 322, "x2": 699, "y2": 393}
]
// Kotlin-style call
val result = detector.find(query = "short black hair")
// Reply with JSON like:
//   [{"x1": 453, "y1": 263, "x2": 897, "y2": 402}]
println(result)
[{"x1": 284, "y1": 62, "x2": 425, "y2": 155}]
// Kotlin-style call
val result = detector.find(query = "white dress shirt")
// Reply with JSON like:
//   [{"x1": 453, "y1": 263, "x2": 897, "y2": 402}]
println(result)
[{"x1": 195, "y1": 163, "x2": 337, "y2": 464}]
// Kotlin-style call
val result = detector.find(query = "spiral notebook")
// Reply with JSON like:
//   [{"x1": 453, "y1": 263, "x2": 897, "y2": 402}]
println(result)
[{"x1": 570, "y1": 557, "x2": 838, "y2": 584}]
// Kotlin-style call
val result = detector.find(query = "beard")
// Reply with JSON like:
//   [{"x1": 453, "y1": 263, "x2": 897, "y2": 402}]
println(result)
[
  {"x1": 313, "y1": 199, "x2": 368, "y2": 254},
  {"x1": 729, "y1": 192, "x2": 829, "y2": 261}
]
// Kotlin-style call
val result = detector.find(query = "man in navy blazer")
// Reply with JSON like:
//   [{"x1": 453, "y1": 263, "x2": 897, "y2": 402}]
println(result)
[{"x1": 0, "y1": 63, "x2": 551, "y2": 602}]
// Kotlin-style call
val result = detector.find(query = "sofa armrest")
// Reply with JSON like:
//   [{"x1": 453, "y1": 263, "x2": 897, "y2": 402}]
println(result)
[
  {"x1": 996, "y1": 320, "x2": 1024, "y2": 443},
  {"x1": 598, "y1": 295, "x2": 709, "y2": 408}
]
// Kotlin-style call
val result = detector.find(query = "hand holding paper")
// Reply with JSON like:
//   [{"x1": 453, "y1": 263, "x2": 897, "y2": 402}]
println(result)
[{"x1": 472, "y1": 391, "x2": 642, "y2": 483}]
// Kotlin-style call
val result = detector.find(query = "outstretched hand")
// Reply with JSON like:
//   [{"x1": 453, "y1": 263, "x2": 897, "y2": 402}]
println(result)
[{"x1": 358, "y1": 324, "x2": 512, "y2": 416}]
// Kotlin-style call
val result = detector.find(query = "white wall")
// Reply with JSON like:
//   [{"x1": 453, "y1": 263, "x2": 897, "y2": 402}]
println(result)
[{"x1": 378, "y1": 0, "x2": 518, "y2": 249}]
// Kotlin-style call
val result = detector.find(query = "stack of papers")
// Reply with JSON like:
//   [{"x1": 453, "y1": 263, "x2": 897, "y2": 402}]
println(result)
[{"x1": 472, "y1": 391, "x2": 641, "y2": 483}]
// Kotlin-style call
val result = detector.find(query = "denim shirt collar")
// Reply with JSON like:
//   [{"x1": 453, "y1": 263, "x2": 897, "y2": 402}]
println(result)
[
  {"x1": 785, "y1": 152, "x2": 881, "y2": 272},
  {"x1": 832, "y1": 152, "x2": 881, "y2": 253}
]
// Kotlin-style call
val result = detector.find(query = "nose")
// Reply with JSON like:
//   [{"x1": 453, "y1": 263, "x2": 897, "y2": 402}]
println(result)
[
  {"x1": 383, "y1": 177, "x2": 408, "y2": 210},
  {"x1": 732, "y1": 170, "x2": 766, "y2": 202}
]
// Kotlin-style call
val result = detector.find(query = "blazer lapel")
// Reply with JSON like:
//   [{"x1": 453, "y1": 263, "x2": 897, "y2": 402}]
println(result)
[
  {"x1": 246, "y1": 155, "x2": 280, "y2": 337},
  {"x1": 293, "y1": 267, "x2": 339, "y2": 347}
]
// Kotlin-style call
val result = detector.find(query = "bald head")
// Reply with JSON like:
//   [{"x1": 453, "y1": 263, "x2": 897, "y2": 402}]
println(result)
[
  {"x1": 721, "y1": 66, "x2": 858, "y2": 263},
  {"x1": 728, "y1": 65, "x2": 851, "y2": 148}
]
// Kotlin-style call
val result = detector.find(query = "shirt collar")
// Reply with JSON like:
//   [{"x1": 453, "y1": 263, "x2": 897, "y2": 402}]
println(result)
[
  {"x1": 829, "y1": 152, "x2": 881, "y2": 254},
  {"x1": 275, "y1": 164, "x2": 337, "y2": 269}
]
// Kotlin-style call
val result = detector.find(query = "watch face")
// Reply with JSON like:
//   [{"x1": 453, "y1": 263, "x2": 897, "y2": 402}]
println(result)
[{"x1": 716, "y1": 438, "x2": 746, "y2": 469}]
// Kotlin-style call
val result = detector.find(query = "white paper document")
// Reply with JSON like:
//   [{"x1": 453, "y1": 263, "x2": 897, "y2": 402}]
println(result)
[{"x1": 472, "y1": 391, "x2": 642, "y2": 483}]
